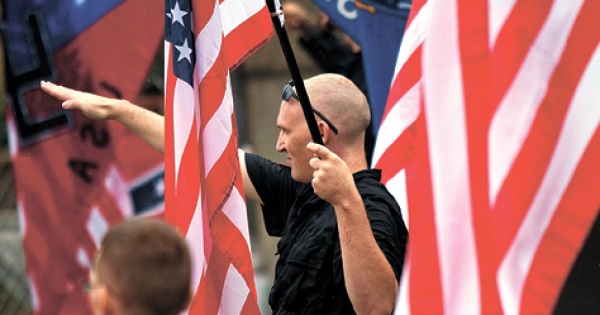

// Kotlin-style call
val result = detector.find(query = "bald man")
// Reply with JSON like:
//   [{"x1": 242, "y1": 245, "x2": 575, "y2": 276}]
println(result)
[{"x1": 42, "y1": 73, "x2": 407, "y2": 315}]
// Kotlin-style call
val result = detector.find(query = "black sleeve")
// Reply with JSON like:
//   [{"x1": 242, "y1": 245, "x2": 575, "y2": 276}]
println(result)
[
  {"x1": 245, "y1": 153, "x2": 300, "y2": 236},
  {"x1": 363, "y1": 194, "x2": 408, "y2": 281}
]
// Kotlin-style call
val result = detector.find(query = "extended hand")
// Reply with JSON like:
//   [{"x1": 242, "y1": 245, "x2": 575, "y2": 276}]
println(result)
[{"x1": 40, "y1": 81, "x2": 124, "y2": 121}]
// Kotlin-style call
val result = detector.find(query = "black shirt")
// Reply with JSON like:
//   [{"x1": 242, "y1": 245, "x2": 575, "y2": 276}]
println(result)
[{"x1": 246, "y1": 153, "x2": 408, "y2": 314}]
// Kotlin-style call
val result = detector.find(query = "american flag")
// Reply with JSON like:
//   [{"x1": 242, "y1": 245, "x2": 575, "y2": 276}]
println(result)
[
  {"x1": 372, "y1": 0, "x2": 600, "y2": 314},
  {"x1": 163, "y1": 0, "x2": 272, "y2": 313}
]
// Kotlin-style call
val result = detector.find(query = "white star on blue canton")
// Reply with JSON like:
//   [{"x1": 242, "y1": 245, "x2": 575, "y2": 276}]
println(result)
[
  {"x1": 171, "y1": 1, "x2": 188, "y2": 27},
  {"x1": 175, "y1": 39, "x2": 193, "y2": 64}
]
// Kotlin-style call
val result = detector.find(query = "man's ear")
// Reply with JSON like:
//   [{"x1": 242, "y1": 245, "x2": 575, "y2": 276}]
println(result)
[
  {"x1": 90, "y1": 286, "x2": 114, "y2": 315},
  {"x1": 318, "y1": 121, "x2": 330, "y2": 144}
]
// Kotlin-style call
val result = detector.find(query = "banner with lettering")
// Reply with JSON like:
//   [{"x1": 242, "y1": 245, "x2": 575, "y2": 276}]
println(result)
[{"x1": 2, "y1": 0, "x2": 164, "y2": 313}]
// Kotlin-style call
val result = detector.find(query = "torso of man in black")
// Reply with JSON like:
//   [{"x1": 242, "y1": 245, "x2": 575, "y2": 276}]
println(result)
[{"x1": 245, "y1": 153, "x2": 408, "y2": 314}]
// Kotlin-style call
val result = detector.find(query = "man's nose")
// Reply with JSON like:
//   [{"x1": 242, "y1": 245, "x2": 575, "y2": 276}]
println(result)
[{"x1": 276, "y1": 132, "x2": 285, "y2": 152}]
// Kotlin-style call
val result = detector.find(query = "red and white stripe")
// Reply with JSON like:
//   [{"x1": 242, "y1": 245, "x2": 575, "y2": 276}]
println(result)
[
  {"x1": 164, "y1": 0, "x2": 271, "y2": 313},
  {"x1": 372, "y1": 0, "x2": 600, "y2": 314}
]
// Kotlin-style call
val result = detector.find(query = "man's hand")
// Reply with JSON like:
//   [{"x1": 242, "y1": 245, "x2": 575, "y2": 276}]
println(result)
[
  {"x1": 282, "y1": 2, "x2": 310, "y2": 29},
  {"x1": 40, "y1": 81, "x2": 125, "y2": 121},
  {"x1": 40, "y1": 81, "x2": 165, "y2": 152},
  {"x1": 307, "y1": 142, "x2": 357, "y2": 206}
]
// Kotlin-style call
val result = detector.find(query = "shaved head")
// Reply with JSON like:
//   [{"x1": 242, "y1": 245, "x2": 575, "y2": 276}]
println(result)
[{"x1": 304, "y1": 74, "x2": 371, "y2": 143}]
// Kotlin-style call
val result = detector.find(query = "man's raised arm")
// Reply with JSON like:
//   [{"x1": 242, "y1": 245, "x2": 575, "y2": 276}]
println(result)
[
  {"x1": 307, "y1": 142, "x2": 398, "y2": 315},
  {"x1": 40, "y1": 81, "x2": 165, "y2": 152},
  {"x1": 41, "y1": 81, "x2": 265, "y2": 203}
]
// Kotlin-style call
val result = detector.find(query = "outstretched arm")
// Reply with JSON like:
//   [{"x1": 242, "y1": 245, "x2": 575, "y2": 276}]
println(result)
[
  {"x1": 307, "y1": 142, "x2": 397, "y2": 315},
  {"x1": 40, "y1": 81, "x2": 165, "y2": 152},
  {"x1": 41, "y1": 81, "x2": 263, "y2": 201}
]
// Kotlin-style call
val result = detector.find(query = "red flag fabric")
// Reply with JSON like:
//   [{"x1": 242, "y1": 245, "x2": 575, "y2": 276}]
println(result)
[
  {"x1": 3, "y1": 0, "x2": 164, "y2": 313},
  {"x1": 163, "y1": 0, "x2": 272, "y2": 313},
  {"x1": 372, "y1": 0, "x2": 600, "y2": 314}
]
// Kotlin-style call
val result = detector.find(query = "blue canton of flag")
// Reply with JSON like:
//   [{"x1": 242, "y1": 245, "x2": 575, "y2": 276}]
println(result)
[{"x1": 165, "y1": 0, "x2": 195, "y2": 86}]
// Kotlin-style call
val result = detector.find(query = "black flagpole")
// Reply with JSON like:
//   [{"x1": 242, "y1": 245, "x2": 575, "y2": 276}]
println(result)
[{"x1": 266, "y1": 0, "x2": 323, "y2": 145}]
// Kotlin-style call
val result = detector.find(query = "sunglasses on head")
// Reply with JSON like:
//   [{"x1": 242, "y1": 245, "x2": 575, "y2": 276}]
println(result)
[{"x1": 282, "y1": 80, "x2": 339, "y2": 134}]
